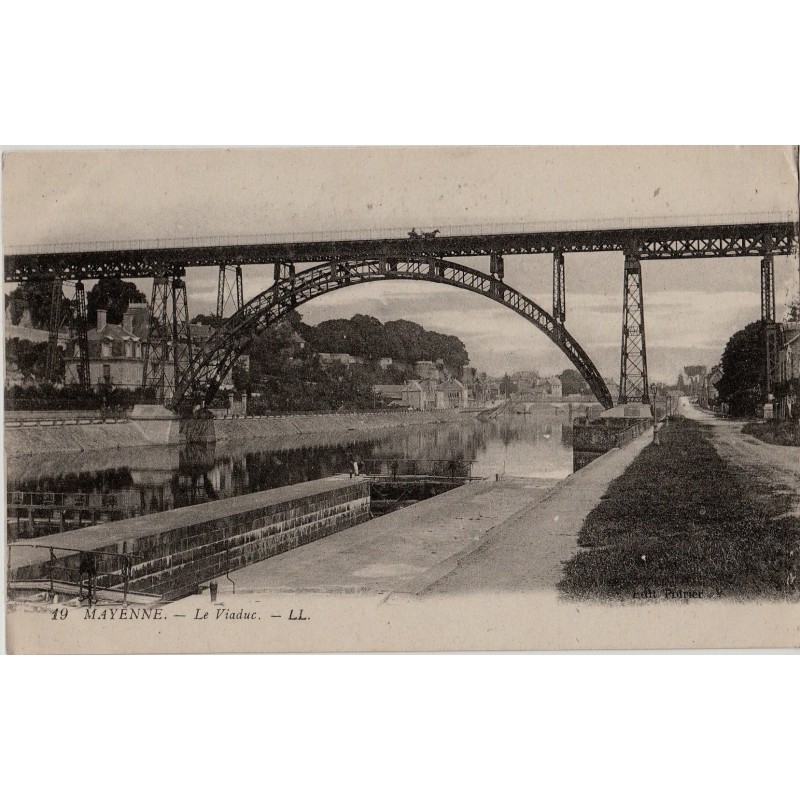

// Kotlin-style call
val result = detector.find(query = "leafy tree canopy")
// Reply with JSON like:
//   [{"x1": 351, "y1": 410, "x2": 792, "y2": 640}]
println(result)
[
  {"x1": 87, "y1": 278, "x2": 147, "y2": 325},
  {"x1": 559, "y1": 368, "x2": 590, "y2": 395},
  {"x1": 716, "y1": 321, "x2": 764, "y2": 416},
  {"x1": 5, "y1": 282, "x2": 67, "y2": 329}
]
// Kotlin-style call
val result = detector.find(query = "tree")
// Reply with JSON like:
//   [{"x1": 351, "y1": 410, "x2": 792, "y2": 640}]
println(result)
[
  {"x1": 787, "y1": 296, "x2": 800, "y2": 322},
  {"x1": 499, "y1": 374, "x2": 516, "y2": 396},
  {"x1": 5, "y1": 338, "x2": 58, "y2": 383},
  {"x1": 559, "y1": 368, "x2": 590, "y2": 396},
  {"x1": 191, "y1": 313, "x2": 223, "y2": 327},
  {"x1": 86, "y1": 278, "x2": 146, "y2": 325},
  {"x1": 5, "y1": 282, "x2": 68, "y2": 329},
  {"x1": 716, "y1": 321, "x2": 764, "y2": 416}
]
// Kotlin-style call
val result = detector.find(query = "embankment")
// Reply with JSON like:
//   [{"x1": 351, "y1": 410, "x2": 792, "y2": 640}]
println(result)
[{"x1": 4, "y1": 409, "x2": 466, "y2": 457}]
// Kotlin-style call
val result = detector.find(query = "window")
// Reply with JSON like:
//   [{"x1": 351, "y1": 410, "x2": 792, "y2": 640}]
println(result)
[{"x1": 103, "y1": 364, "x2": 111, "y2": 384}]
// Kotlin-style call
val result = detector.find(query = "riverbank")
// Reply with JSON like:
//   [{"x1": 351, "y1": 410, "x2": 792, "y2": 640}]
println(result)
[
  {"x1": 558, "y1": 410, "x2": 800, "y2": 601},
  {"x1": 175, "y1": 425, "x2": 653, "y2": 598},
  {"x1": 3, "y1": 409, "x2": 467, "y2": 457}
]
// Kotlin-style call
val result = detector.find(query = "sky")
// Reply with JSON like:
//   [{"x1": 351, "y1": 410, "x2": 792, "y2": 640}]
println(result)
[{"x1": 3, "y1": 146, "x2": 798, "y2": 382}]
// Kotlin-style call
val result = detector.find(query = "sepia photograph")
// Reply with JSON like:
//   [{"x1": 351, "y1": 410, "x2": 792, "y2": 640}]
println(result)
[{"x1": 3, "y1": 145, "x2": 799, "y2": 653}]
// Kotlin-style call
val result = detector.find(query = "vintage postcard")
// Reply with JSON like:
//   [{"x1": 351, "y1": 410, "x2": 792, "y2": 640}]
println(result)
[{"x1": 3, "y1": 146, "x2": 799, "y2": 653}]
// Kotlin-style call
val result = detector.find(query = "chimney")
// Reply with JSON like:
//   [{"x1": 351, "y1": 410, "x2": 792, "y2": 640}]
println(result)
[
  {"x1": 122, "y1": 309, "x2": 133, "y2": 333},
  {"x1": 96, "y1": 309, "x2": 107, "y2": 331}
]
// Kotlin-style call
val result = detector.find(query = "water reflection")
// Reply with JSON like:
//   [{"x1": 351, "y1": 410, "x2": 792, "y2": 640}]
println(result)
[{"x1": 7, "y1": 405, "x2": 581, "y2": 540}]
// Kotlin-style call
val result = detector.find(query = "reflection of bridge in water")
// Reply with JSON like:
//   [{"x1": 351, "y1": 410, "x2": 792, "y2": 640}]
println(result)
[{"x1": 6, "y1": 215, "x2": 796, "y2": 413}]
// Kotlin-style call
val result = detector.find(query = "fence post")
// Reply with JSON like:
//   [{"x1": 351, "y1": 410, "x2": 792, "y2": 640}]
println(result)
[
  {"x1": 49, "y1": 547, "x2": 55, "y2": 598},
  {"x1": 123, "y1": 542, "x2": 130, "y2": 606}
]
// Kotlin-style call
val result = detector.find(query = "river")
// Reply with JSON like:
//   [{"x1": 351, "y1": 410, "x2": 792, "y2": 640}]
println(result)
[{"x1": 7, "y1": 404, "x2": 585, "y2": 540}]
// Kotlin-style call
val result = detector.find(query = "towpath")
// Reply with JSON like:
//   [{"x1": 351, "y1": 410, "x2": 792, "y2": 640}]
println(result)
[
  {"x1": 677, "y1": 398, "x2": 800, "y2": 517},
  {"x1": 181, "y1": 425, "x2": 654, "y2": 599}
]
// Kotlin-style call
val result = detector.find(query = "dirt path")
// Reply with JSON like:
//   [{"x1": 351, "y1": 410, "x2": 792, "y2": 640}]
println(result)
[{"x1": 677, "y1": 398, "x2": 800, "y2": 517}]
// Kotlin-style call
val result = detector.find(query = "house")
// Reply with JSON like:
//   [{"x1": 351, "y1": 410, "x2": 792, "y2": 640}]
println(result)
[
  {"x1": 372, "y1": 384, "x2": 405, "y2": 406},
  {"x1": 63, "y1": 306, "x2": 246, "y2": 399},
  {"x1": 511, "y1": 375, "x2": 562, "y2": 401},
  {"x1": 64, "y1": 308, "x2": 146, "y2": 390},
  {"x1": 776, "y1": 322, "x2": 800, "y2": 420},
  {"x1": 540, "y1": 376, "x2": 562, "y2": 398},
  {"x1": 699, "y1": 365, "x2": 723, "y2": 409},
  {"x1": 435, "y1": 378, "x2": 468, "y2": 409},
  {"x1": 402, "y1": 379, "x2": 426, "y2": 410}
]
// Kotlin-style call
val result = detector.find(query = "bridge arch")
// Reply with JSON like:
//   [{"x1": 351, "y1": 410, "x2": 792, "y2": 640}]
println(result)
[{"x1": 175, "y1": 258, "x2": 614, "y2": 411}]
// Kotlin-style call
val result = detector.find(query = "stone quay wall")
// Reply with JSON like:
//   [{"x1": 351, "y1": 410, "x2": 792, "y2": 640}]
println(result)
[
  {"x1": 10, "y1": 477, "x2": 370, "y2": 601},
  {"x1": 5, "y1": 408, "x2": 466, "y2": 456},
  {"x1": 573, "y1": 416, "x2": 653, "y2": 471}
]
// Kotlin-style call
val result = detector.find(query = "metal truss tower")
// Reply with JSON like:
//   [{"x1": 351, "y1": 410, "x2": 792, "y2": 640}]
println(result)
[
  {"x1": 272, "y1": 261, "x2": 296, "y2": 303},
  {"x1": 47, "y1": 278, "x2": 90, "y2": 388},
  {"x1": 142, "y1": 273, "x2": 171, "y2": 402},
  {"x1": 489, "y1": 253, "x2": 504, "y2": 298},
  {"x1": 760, "y1": 248, "x2": 781, "y2": 398},
  {"x1": 141, "y1": 270, "x2": 195, "y2": 406},
  {"x1": 553, "y1": 250, "x2": 565, "y2": 323},
  {"x1": 619, "y1": 251, "x2": 650, "y2": 405},
  {"x1": 46, "y1": 278, "x2": 65, "y2": 383},
  {"x1": 71, "y1": 281, "x2": 90, "y2": 389},
  {"x1": 171, "y1": 275, "x2": 194, "y2": 401},
  {"x1": 760, "y1": 253, "x2": 775, "y2": 322},
  {"x1": 216, "y1": 264, "x2": 243, "y2": 319}
]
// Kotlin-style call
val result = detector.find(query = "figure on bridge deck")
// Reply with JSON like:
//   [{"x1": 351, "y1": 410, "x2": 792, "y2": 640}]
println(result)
[
  {"x1": 422, "y1": 229, "x2": 440, "y2": 240},
  {"x1": 408, "y1": 228, "x2": 420, "y2": 239}
]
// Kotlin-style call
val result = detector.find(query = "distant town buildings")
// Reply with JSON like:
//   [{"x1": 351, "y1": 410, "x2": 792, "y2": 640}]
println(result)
[
  {"x1": 699, "y1": 365, "x2": 723, "y2": 409},
  {"x1": 399, "y1": 378, "x2": 468, "y2": 410},
  {"x1": 511, "y1": 373, "x2": 562, "y2": 401}
]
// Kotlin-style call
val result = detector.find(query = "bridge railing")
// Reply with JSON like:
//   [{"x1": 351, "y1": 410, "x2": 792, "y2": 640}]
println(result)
[{"x1": 5, "y1": 211, "x2": 796, "y2": 255}]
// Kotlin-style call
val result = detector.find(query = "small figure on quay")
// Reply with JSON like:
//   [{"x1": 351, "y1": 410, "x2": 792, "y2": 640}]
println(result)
[{"x1": 653, "y1": 421, "x2": 662, "y2": 446}]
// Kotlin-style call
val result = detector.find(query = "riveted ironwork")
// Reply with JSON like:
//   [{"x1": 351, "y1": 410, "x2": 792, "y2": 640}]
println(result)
[
  {"x1": 5, "y1": 221, "x2": 796, "y2": 282},
  {"x1": 216, "y1": 264, "x2": 243, "y2": 319},
  {"x1": 172, "y1": 258, "x2": 614, "y2": 413},
  {"x1": 553, "y1": 250, "x2": 565, "y2": 323},
  {"x1": 619, "y1": 252, "x2": 649, "y2": 404}
]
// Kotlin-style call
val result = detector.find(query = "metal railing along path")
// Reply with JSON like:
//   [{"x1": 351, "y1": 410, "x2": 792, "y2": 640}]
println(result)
[{"x1": 7, "y1": 543, "x2": 145, "y2": 606}]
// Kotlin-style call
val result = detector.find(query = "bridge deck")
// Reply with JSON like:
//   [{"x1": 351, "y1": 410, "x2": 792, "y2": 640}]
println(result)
[{"x1": 5, "y1": 218, "x2": 797, "y2": 281}]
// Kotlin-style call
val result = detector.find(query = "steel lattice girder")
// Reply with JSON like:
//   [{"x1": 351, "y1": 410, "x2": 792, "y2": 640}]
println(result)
[
  {"x1": 5, "y1": 221, "x2": 797, "y2": 282},
  {"x1": 216, "y1": 264, "x2": 244, "y2": 318},
  {"x1": 619, "y1": 255, "x2": 649, "y2": 404},
  {"x1": 172, "y1": 258, "x2": 614, "y2": 412}
]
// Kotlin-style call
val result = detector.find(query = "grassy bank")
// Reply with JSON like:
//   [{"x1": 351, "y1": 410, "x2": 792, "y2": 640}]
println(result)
[
  {"x1": 741, "y1": 420, "x2": 800, "y2": 447},
  {"x1": 559, "y1": 417, "x2": 799, "y2": 600}
]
